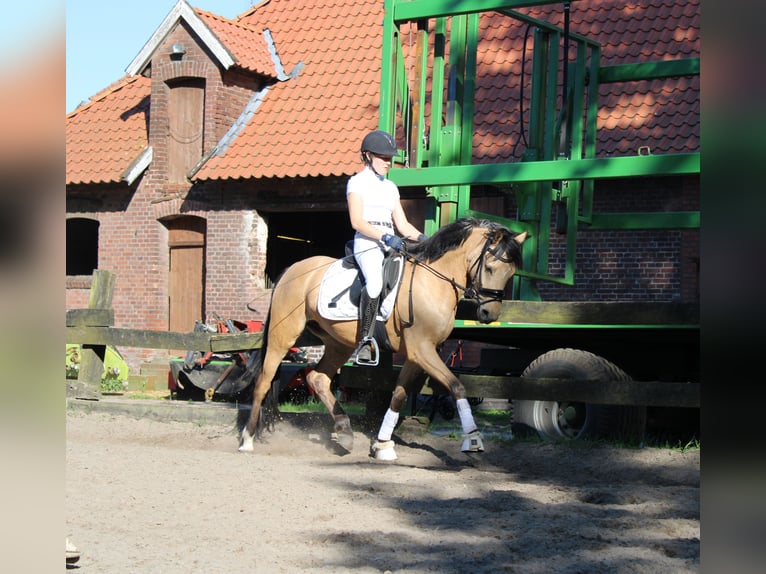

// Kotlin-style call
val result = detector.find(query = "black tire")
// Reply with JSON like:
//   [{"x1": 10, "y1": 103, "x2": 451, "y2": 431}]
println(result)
[{"x1": 512, "y1": 348, "x2": 646, "y2": 445}]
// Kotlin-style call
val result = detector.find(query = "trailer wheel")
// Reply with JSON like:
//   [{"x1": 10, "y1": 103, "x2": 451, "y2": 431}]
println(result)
[{"x1": 512, "y1": 348, "x2": 646, "y2": 444}]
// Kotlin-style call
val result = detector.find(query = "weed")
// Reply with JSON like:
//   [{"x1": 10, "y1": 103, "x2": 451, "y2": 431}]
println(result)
[{"x1": 100, "y1": 367, "x2": 126, "y2": 393}]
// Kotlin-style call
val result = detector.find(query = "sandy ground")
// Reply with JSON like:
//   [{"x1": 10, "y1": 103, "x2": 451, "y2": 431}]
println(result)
[{"x1": 66, "y1": 407, "x2": 699, "y2": 573}]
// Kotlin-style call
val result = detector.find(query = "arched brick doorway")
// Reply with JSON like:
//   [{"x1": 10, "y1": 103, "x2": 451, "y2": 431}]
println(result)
[{"x1": 165, "y1": 216, "x2": 206, "y2": 333}]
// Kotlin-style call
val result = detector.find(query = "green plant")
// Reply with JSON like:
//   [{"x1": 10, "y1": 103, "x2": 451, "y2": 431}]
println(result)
[
  {"x1": 66, "y1": 347, "x2": 80, "y2": 379},
  {"x1": 100, "y1": 366, "x2": 126, "y2": 393}
]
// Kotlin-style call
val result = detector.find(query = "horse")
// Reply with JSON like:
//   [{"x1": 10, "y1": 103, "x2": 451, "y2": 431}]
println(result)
[{"x1": 239, "y1": 217, "x2": 527, "y2": 460}]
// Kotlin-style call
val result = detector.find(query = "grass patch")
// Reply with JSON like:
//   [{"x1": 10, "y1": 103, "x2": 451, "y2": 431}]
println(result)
[
  {"x1": 278, "y1": 399, "x2": 366, "y2": 416},
  {"x1": 122, "y1": 390, "x2": 172, "y2": 400}
]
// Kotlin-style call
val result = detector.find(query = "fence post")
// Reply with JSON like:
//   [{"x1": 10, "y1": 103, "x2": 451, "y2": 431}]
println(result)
[{"x1": 74, "y1": 270, "x2": 116, "y2": 400}]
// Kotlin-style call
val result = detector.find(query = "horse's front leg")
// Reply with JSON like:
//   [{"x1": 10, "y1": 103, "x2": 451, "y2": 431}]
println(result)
[
  {"x1": 412, "y1": 347, "x2": 484, "y2": 454},
  {"x1": 305, "y1": 344, "x2": 356, "y2": 452},
  {"x1": 371, "y1": 360, "x2": 423, "y2": 461}
]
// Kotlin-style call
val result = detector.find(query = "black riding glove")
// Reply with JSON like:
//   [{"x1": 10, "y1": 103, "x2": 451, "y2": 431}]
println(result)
[{"x1": 381, "y1": 233, "x2": 404, "y2": 251}]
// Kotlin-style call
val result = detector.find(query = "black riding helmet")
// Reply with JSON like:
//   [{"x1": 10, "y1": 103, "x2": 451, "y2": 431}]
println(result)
[{"x1": 361, "y1": 130, "x2": 397, "y2": 157}]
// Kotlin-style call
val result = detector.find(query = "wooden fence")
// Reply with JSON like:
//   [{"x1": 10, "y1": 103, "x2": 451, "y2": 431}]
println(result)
[
  {"x1": 66, "y1": 270, "x2": 264, "y2": 399},
  {"x1": 67, "y1": 270, "x2": 699, "y2": 408}
]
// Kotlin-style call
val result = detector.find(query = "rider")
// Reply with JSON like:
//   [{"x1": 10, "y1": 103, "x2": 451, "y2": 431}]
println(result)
[{"x1": 346, "y1": 129, "x2": 425, "y2": 365}]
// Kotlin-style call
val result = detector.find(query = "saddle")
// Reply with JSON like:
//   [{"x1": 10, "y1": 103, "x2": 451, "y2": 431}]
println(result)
[
  {"x1": 328, "y1": 241, "x2": 403, "y2": 309},
  {"x1": 317, "y1": 243, "x2": 405, "y2": 323}
]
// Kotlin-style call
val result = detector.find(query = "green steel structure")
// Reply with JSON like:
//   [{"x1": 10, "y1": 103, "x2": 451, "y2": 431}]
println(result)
[
  {"x1": 378, "y1": 0, "x2": 700, "y2": 301},
  {"x1": 342, "y1": 0, "x2": 701, "y2": 440}
]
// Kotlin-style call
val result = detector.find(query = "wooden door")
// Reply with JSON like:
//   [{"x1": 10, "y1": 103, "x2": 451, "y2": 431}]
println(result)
[
  {"x1": 168, "y1": 79, "x2": 205, "y2": 183},
  {"x1": 168, "y1": 217, "x2": 206, "y2": 334}
]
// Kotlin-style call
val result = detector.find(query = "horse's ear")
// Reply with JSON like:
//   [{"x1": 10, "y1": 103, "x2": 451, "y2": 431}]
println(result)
[{"x1": 514, "y1": 231, "x2": 528, "y2": 244}]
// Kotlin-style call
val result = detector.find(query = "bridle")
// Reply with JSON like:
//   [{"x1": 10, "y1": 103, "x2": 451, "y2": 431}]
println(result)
[
  {"x1": 404, "y1": 231, "x2": 513, "y2": 309},
  {"x1": 463, "y1": 233, "x2": 514, "y2": 305}
]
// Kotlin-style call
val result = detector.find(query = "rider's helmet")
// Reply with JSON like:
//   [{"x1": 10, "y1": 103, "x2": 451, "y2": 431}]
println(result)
[{"x1": 360, "y1": 130, "x2": 397, "y2": 157}]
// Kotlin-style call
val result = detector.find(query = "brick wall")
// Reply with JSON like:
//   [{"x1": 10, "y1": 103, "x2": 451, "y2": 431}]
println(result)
[{"x1": 537, "y1": 175, "x2": 699, "y2": 302}]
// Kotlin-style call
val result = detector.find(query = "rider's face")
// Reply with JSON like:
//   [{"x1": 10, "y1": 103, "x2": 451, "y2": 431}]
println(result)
[{"x1": 371, "y1": 153, "x2": 392, "y2": 173}]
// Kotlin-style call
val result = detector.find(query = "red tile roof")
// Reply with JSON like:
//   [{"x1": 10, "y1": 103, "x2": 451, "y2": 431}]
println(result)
[
  {"x1": 66, "y1": 0, "x2": 700, "y2": 185},
  {"x1": 522, "y1": 0, "x2": 700, "y2": 158},
  {"x1": 66, "y1": 75, "x2": 150, "y2": 185},
  {"x1": 195, "y1": 9, "x2": 276, "y2": 78},
  {"x1": 194, "y1": 0, "x2": 384, "y2": 180}
]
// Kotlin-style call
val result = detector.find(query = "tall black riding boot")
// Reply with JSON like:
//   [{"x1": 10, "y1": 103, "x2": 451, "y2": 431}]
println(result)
[{"x1": 352, "y1": 289, "x2": 380, "y2": 366}]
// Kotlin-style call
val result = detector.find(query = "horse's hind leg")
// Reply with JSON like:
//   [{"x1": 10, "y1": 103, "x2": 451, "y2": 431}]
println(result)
[
  {"x1": 240, "y1": 312, "x2": 306, "y2": 452},
  {"x1": 304, "y1": 343, "x2": 356, "y2": 452},
  {"x1": 238, "y1": 346, "x2": 286, "y2": 451}
]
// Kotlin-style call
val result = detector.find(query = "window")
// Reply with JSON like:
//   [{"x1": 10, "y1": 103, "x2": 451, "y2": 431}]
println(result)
[{"x1": 66, "y1": 218, "x2": 99, "y2": 275}]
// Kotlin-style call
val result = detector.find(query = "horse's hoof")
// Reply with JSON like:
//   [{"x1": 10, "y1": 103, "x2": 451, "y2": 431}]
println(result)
[
  {"x1": 371, "y1": 440, "x2": 397, "y2": 461},
  {"x1": 332, "y1": 431, "x2": 354, "y2": 453},
  {"x1": 461, "y1": 430, "x2": 484, "y2": 453},
  {"x1": 239, "y1": 432, "x2": 255, "y2": 452}
]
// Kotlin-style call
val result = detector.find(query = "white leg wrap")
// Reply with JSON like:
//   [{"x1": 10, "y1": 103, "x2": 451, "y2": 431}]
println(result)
[
  {"x1": 456, "y1": 398, "x2": 477, "y2": 434},
  {"x1": 377, "y1": 408, "x2": 400, "y2": 441},
  {"x1": 238, "y1": 429, "x2": 255, "y2": 452}
]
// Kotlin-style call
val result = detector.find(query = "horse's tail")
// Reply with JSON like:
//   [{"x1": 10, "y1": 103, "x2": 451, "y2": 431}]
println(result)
[{"x1": 260, "y1": 303, "x2": 282, "y2": 433}]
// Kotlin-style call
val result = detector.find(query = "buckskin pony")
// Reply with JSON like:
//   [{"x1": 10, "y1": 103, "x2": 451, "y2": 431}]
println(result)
[{"x1": 239, "y1": 217, "x2": 527, "y2": 460}]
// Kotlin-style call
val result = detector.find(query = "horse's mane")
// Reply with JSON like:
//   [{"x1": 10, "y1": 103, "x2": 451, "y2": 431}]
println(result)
[{"x1": 408, "y1": 217, "x2": 523, "y2": 268}]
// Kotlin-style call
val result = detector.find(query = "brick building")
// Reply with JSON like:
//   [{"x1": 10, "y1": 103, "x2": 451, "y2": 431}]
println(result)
[{"x1": 66, "y1": 0, "x2": 700, "y2": 372}]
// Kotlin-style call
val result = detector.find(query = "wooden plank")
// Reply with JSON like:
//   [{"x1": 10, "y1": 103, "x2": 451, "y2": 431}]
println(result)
[
  {"x1": 66, "y1": 308, "x2": 115, "y2": 327},
  {"x1": 66, "y1": 326, "x2": 263, "y2": 353},
  {"x1": 484, "y1": 300, "x2": 699, "y2": 325},
  {"x1": 338, "y1": 367, "x2": 699, "y2": 407},
  {"x1": 87, "y1": 270, "x2": 115, "y2": 309},
  {"x1": 209, "y1": 332, "x2": 263, "y2": 352},
  {"x1": 456, "y1": 374, "x2": 700, "y2": 408},
  {"x1": 77, "y1": 270, "x2": 116, "y2": 400}
]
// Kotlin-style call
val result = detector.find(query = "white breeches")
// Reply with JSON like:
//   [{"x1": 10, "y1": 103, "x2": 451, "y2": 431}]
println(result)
[{"x1": 353, "y1": 236, "x2": 385, "y2": 298}]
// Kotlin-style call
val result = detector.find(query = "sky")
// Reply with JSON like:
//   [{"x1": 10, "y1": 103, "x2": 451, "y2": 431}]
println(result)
[{"x1": 66, "y1": 1, "x2": 261, "y2": 113}]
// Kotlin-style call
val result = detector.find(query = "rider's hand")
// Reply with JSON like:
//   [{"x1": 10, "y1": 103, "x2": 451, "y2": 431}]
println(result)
[
  {"x1": 417, "y1": 233, "x2": 427, "y2": 242},
  {"x1": 381, "y1": 233, "x2": 404, "y2": 251}
]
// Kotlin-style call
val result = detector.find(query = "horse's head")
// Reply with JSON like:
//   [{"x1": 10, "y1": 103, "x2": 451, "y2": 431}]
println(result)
[{"x1": 466, "y1": 224, "x2": 527, "y2": 323}]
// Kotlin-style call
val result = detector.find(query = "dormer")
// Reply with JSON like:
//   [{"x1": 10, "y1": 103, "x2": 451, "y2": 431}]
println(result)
[{"x1": 124, "y1": 0, "x2": 280, "y2": 188}]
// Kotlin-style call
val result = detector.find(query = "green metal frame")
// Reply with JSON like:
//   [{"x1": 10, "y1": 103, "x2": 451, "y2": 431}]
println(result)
[{"x1": 379, "y1": 0, "x2": 700, "y2": 301}]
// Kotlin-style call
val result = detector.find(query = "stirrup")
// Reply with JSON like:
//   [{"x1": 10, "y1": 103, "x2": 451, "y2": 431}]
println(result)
[{"x1": 353, "y1": 337, "x2": 379, "y2": 366}]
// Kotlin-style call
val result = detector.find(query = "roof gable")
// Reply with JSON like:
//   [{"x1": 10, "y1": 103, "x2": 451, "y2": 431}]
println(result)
[{"x1": 126, "y1": 0, "x2": 236, "y2": 77}]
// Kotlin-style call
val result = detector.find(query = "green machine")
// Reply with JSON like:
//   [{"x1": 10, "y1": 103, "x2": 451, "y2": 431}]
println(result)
[
  {"x1": 378, "y1": 0, "x2": 699, "y2": 302},
  {"x1": 348, "y1": 0, "x2": 701, "y2": 441}
]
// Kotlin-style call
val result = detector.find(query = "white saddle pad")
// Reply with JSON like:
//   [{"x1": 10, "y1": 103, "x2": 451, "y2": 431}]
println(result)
[{"x1": 317, "y1": 258, "x2": 402, "y2": 321}]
